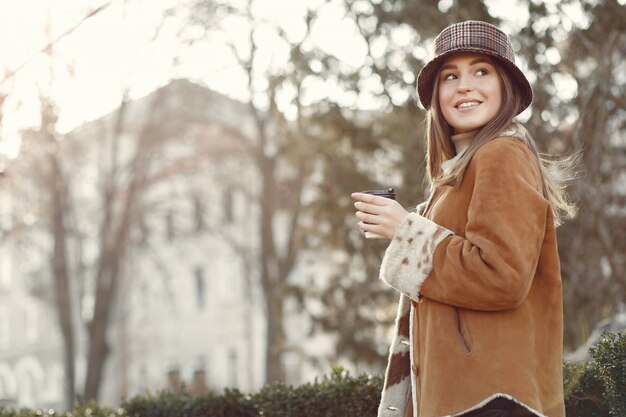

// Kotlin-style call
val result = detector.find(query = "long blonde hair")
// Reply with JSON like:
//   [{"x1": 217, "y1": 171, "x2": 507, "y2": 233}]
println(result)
[{"x1": 425, "y1": 59, "x2": 578, "y2": 226}]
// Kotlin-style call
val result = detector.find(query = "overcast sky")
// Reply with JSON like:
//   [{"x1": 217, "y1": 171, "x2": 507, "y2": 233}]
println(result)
[{"x1": 0, "y1": 0, "x2": 596, "y2": 159}]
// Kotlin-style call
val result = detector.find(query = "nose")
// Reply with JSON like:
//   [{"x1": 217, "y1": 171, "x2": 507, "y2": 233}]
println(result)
[{"x1": 456, "y1": 74, "x2": 474, "y2": 93}]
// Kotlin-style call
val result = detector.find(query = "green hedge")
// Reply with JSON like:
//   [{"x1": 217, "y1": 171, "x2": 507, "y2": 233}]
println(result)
[
  {"x1": 590, "y1": 331, "x2": 626, "y2": 416},
  {"x1": 122, "y1": 368, "x2": 382, "y2": 417},
  {"x1": 563, "y1": 360, "x2": 610, "y2": 417},
  {"x1": 1, "y1": 332, "x2": 624, "y2": 417}
]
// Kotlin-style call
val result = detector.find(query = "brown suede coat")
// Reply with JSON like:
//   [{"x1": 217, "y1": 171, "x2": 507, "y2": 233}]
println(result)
[{"x1": 377, "y1": 137, "x2": 566, "y2": 417}]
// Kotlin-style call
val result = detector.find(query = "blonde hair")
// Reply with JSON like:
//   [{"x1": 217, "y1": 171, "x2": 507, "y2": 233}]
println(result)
[{"x1": 425, "y1": 58, "x2": 578, "y2": 226}]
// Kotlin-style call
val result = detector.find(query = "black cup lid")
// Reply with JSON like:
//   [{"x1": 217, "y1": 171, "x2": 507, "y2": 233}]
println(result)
[
  {"x1": 361, "y1": 188, "x2": 396, "y2": 195},
  {"x1": 360, "y1": 188, "x2": 396, "y2": 199}
]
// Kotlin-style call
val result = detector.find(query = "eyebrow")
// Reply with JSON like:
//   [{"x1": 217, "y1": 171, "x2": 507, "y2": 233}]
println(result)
[{"x1": 440, "y1": 58, "x2": 492, "y2": 72}]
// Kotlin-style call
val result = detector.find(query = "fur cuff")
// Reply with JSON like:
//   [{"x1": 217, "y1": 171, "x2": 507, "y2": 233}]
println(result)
[{"x1": 380, "y1": 213, "x2": 453, "y2": 301}]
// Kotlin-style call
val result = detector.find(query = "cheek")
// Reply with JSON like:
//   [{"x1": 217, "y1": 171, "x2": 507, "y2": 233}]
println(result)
[
  {"x1": 438, "y1": 83, "x2": 454, "y2": 104},
  {"x1": 438, "y1": 84, "x2": 455, "y2": 118},
  {"x1": 488, "y1": 81, "x2": 503, "y2": 108}
]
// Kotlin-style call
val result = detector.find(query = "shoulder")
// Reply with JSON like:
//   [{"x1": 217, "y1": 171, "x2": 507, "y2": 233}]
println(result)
[
  {"x1": 468, "y1": 137, "x2": 542, "y2": 187},
  {"x1": 471, "y1": 137, "x2": 538, "y2": 172},
  {"x1": 474, "y1": 137, "x2": 533, "y2": 163}
]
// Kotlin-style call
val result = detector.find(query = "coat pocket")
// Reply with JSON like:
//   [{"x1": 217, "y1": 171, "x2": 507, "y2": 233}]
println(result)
[{"x1": 456, "y1": 308, "x2": 473, "y2": 355}]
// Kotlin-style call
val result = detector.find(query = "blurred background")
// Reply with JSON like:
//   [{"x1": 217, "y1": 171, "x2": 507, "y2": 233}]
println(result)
[{"x1": 0, "y1": 0, "x2": 624, "y2": 411}]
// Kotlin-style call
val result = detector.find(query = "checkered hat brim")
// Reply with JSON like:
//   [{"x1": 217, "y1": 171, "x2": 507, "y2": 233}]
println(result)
[{"x1": 417, "y1": 21, "x2": 533, "y2": 115}]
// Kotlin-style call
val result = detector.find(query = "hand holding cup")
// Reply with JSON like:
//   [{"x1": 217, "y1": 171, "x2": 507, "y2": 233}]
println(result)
[{"x1": 351, "y1": 188, "x2": 409, "y2": 240}]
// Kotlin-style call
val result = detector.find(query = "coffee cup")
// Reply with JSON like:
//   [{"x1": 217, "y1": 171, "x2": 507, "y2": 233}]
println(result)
[{"x1": 359, "y1": 188, "x2": 397, "y2": 239}]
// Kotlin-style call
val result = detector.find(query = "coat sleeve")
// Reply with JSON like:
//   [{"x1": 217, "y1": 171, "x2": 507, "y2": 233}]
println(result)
[{"x1": 379, "y1": 138, "x2": 549, "y2": 311}]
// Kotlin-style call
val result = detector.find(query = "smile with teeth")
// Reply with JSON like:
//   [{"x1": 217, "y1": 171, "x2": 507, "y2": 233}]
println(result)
[{"x1": 456, "y1": 101, "x2": 481, "y2": 109}]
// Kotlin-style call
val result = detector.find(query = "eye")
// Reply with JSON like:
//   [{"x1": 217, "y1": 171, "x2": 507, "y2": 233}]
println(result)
[
  {"x1": 475, "y1": 68, "x2": 489, "y2": 76},
  {"x1": 442, "y1": 73, "x2": 457, "y2": 81}
]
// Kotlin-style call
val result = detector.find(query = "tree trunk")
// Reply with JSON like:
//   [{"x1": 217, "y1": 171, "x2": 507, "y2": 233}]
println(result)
[
  {"x1": 264, "y1": 287, "x2": 285, "y2": 383},
  {"x1": 83, "y1": 180, "x2": 136, "y2": 400},
  {"x1": 82, "y1": 95, "x2": 139, "y2": 401},
  {"x1": 83, "y1": 241, "x2": 127, "y2": 400},
  {"x1": 258, "y1": 153, "x2": 286, "y2": 384},
  {"x1": 40, "y1": 99, "x2": 76, "y2": 409},
  {"x1": 48, "y1": 151, "x2": 76, "y2": 409}
]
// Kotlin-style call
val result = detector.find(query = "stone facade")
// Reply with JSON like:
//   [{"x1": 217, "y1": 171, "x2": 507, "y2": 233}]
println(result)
[{"x1": 0, "y1": 80, "x2": 284, "y2": 409}]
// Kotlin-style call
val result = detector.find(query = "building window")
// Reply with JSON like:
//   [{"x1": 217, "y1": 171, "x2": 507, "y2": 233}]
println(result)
[
  {"x1": 227, "y1": 258, "x2": 241, "y2": 298},
  {"x1": 0, "y1": 307, "x2": 8, "y2": 349},
  {"x1": 223, "y1": 188, "x2": 233, "y2": 223},
  {"x1": 138, "y1": 216, "x2": 150, "y2": 245},
  {"x1": 193, "y1": 197, "x2": 206, "y2": 232},
  {"x1": 19, "y1": 371, "x2": 37, "y2": 407},
  {"x1": 24, "y1": 306, "x2": 38, "y2": 343},
  {"x1": 0, "y1": 254, "x2": 11, "y2": 291},
  {"x1": 138, "y1": 283, "x2": 150, "y2": 320},
  {"x1": 52, "y1": 363, "x2": 64, "y2": 400},
  {"x1": 165, "y1": 212, "x2": 175, "y2": 241},
  {"x1": 227, "y1": 349, "x2": 238, "y2": 388},
  {"x1": 190, "y1": 356, "x2": 207, "y2": 395},
  {"x1": 283, "y1": 351, "x2": 302, "y2": 385},
  {"x1": 166, "y1": 365, "x2": 181, "y2": 393},
  {"x1": 195, "y1": 267, "x2": 206, "y2": 308},
  {"x1": 0, "y1": 375, "x2": 6, "y2": 398},
  {"x1": 138, "y1": 365, "x2": 148, "y2": 393}
]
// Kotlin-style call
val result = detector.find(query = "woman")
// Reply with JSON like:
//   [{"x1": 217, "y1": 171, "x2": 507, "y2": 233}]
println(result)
[{"x1": 351, "y1": 21, "x2": 575, "y2": 417}]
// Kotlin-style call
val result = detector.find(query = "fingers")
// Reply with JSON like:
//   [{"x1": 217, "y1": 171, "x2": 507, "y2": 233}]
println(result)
[
  {"x1": 352, "y1": 193, "x2": 397, "y2": 240},
  {"x1": 352, "y1": 192, "x2": 391, "y2": 215},
  {"x1": 351, "y1": 192, "x2": 389, "y2": 205},
  {"x1": 357, "y1": 219, "x2": 381, "y2": 234},
  {"x1": 355, "y1": 210, "x2": 379, "y2": 224},
  {"x1": 354, "y1": 200, "x2": 383, "y2": 215},
  {"x1": 357, "y1": 220, "x2": 388, "y2": 239}
]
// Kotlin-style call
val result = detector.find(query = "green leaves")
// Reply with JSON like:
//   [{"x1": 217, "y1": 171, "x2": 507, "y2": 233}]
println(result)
[
  {"x1": 121, "y1": 368, "x2": 382, "y2": 417},
  {"x1": 590, "y1": 331, "x2": 626, "y2": 416},
  {"x1": 3, "y1": 338, "x2": 626, "y2": 417},
  {"x1": 563, "y1": 360, "x2": 611, "y2": 417}
]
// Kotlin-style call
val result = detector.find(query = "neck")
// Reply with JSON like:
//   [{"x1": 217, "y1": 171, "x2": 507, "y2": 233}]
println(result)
[
  {"x1": 450, "y1": 130, "x2": 478, "y2": 154},
  {"x1": 440, "y1": 129, "x2": 478, "y2": 172}
]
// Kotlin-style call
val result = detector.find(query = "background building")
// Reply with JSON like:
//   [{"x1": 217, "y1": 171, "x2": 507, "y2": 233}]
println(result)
[{"x1": 0, "y1": 79, "x2": 333, "y2": 409}]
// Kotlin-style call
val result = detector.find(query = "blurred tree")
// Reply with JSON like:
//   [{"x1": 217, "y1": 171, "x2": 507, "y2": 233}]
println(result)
[
  {"x1": 182, "y1": 0, "x2": 447, "y2": 377},
  {"x1": 11, "y1": 44, "x2": 79, "y2": 408},
  {"x1": 517, "y1": 0, "x2": 626, "y2": 350},
  {"x1": 184, "y1": 0, "x2": 321, "y2": 383},
  {"x1": 182, "y1": 0, "x2": 624, "y2": 377},
  {"x1": 306, "y1": 0, "x2": 625, "y2": 362},
  {"x1": 5, "y1": 1, "x2": 619, "y2": 401},
  {"x1": 16, "y1": 85, "x2": 232, "y2": 402},
  {"x1": 42, "y1": 96, "x2": 76, "y2": 411}
]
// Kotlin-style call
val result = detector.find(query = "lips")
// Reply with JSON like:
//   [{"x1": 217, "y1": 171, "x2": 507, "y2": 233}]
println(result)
[
  {"x1": 455, "y1": 100, "x2": 482, "y2": 111},
  {"x1": 457, "y1": 101, "x2": 480, "y2": 108}
]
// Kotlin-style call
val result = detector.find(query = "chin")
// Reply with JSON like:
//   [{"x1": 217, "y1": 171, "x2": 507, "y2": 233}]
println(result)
[{"x1": 454, "y1": 124, "x2": 482, "y2": 133}]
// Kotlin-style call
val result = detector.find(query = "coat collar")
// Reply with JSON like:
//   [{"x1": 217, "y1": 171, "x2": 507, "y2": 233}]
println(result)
[{"x1": 441, "y1": 130, "x2": 478, "y2": 172}]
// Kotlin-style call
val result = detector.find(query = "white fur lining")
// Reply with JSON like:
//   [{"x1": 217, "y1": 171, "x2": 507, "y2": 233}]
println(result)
[
  {"x1": 415, "y1": 201, "x2": 428, "y2": 215},
  {"x1": 377, "y1": 296, "x2": 412, "y2": 417},
  {"x1": 441, "y1": 147, "x2": 468, "y2": 172},
  {"x1": 409, "y1": 304, "x2": 418, "y2": 417},
  {"x1": 379, "y1": 382, "x2": 411, "y2": 416},
  {"x1": 441, "y1": 122, "x2": 528, "y2": 173},
  {"x1": 447, "y1": 393, "x2": 547, "y2": 417},
  {"x1": 380, "y1": 213, "x2": 453, "y2": 302}
]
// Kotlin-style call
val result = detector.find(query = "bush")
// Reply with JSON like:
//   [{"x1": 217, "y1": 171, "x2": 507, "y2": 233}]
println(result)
[
  {"x1": 249, "y1": 367, "x2": 382, "y2": 417},
  {"x1": 590, "y1": 330, "x2": 626, "y2": 416},
  {"x1": 123, "y1": 388, "x2": 255, "y2": 417},
  {"x1": 563, "y1": 360, "x2": 610, "y2": 417},
  {"x1": 123, "y1": 367, "x2": 382, "y2": 417},
  {"x1": 1, "y1": 334, "x2": 625, "y2": 417},
  {"x1": 0, "y1": 400, "x2": 125, "y2": 417}
]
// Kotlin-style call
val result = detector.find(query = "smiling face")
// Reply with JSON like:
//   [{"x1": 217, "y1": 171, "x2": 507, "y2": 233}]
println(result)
[{"x1": 437, "y1": 52, "x2": 503, "y2": 134}]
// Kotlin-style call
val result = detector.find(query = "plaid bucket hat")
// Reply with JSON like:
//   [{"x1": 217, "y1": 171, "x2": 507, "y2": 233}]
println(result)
[{"x1": 417, "y1": 20, "x2": 533, "y2": 115}]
